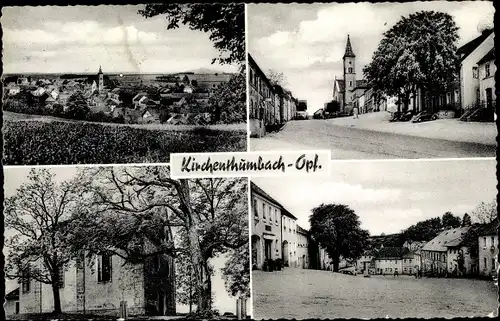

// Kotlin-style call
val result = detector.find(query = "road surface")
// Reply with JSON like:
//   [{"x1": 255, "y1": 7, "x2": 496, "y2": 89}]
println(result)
[
  {"x1": 252, "y1": 268, "x2": 498, "y2": 319},
  {"x1": 251, "y1": 120, "x2": 496, "y2": 159}
]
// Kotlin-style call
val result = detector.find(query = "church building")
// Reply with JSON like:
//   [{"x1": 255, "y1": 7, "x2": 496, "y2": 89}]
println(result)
[{"x1": 333, "y1": 35, "x2": 368, "y2": 115}]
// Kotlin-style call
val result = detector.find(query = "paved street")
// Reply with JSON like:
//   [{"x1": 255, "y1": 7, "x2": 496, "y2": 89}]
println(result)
[
  {"x1": 252, "y1": 268, "x2": 498, "y2": 319},
  {"x1": 251, "y1": 116, "x2": 496, "y2": 159}
]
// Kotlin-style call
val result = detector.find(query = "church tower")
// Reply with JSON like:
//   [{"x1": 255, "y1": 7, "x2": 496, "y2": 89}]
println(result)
[
  {"x1": 98, "y1": 65, "x2": 104, "y2": 93},
  {"x1": 343, "y1": 35, "x2": 356, "y2": 110}
]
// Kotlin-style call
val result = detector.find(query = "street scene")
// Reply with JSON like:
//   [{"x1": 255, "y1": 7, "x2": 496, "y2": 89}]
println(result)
[
  {"x1": 251, "y1": 159, "x2": 498, "y2": 319},
  {"x1": 248, "y1": 2, "x2": 496, "y2": 159},
  {"x1": 2, "y1": 4, "x2": 246, "y2": 165},
  {"x1": 4, "y1": 166, "x2": 250, "y2": 320}
]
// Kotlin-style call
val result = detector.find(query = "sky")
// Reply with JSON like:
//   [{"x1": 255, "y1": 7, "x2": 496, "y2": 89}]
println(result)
[
  {"x1": 3, "y1": 166, "x2": 245, "y2": 314},
  {"x1": 252, "y1": 159, "x2": 496, "y2": 236},
  {"x1": 1, "y1": 5, "x2": 238, "y2": 74},
  {"x1": 248, "y1": 1, "x2": 495, "y2": 113}
]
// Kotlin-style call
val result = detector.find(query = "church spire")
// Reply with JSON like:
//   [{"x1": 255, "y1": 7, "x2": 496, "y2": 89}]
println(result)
[
  {"x1": 343, "y1": 34, "x2": 356, "y2": 59},
  {"x1": 98, "y1": 65, "x2": 103, "y2": 74}
]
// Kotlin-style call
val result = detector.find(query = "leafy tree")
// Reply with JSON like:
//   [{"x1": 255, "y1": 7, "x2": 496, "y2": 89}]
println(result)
[
  {"x1": 139, "y1": 3, "x2": 245, "y2": 66},
  {"x1": 401, "y1": 217, "x2": 443, "y2": 243},
  {"x1": 221, "y1": 246, "x2": 250, "y2": 299},
  {"x1": 442, "y1": 212, "x2": 461, "y2": 229},
  {"x1": 175, "y1": 253, "x2": 199, "y2": 313},
  {"x1": 69, "y1": 166, "x2": 248, "y2": 313},
  {"x1": 470, "y1": 200, "x2": 497, "y2": 224},
  {"x1": 66, "y1": 92, "x2": 90, "y2": 120},
  {"x1": 309, "y1": 204, "x2": 369, "y2": 272},
  {"x1": 363, "y1": 11, "x2": 460, "y2": 111},
  {"x1": 461, "y1": 213, "x2": 472, "y2": 227},
  {"x1": 207, "y1": 72, "x2": 246, "y2": 124},
  {"x1": 267, "y1": 69, "x2": 287, "y2": 87},
  {"x1": 4, "y1": 169, "x2": 84, "y2": 313}
]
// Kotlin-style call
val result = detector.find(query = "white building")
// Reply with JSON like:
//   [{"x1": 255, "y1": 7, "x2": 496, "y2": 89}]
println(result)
[
  {"x1": 281, "y1": 211, "x2": 298, "y2": 268},
  {"x1": 478, "y1": 219, "x2": 498, "y2": 277},
  {"x1": 457, "y1": 29, "x2": 494, "y2": 110},
  {"x1": 477, "y1": 48, "x2": 495, "y2": 108}
]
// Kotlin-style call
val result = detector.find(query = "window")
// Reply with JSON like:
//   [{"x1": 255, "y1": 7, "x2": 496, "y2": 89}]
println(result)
[
  {"x1": 484, "y1": 237, "x2": 487, "y2": 247},
  {"x1": 485, "y1": 63, "x2": 490, "y2": 77},
  {"x1": 454, "y1": 90, "x2": 459, "y2": 103},
  {"x1": 262, "y1": 203, "x2": 266, "y2": 220},
  {"x1": 275, "y1": 209, "x2": 278, "y2": 223},
  {"x1": 349, "y1": 81, "x2": 352, "y2": 86},
  {"x1": 98, "y1": 254, "x2": 112, "y2": 282},
  {"x1": 348, "y1": 67, "x2": 353, "y2": 73},
  {"x1": 446, "y1": 92, "x2": 451, "y2": 104},
  {"x1": 21, "y1": 270, "x2": 31, "y2": 293},
  {"x1": 491, "y1": 236, "x2": 495, "y2": 246},
  {"x1": 484, "y1": 257, "x2": 487, "y2": 270},
  {"x1": 268, "y1": 206, "x2": 272, "y2": 221},
  {"x1": 492, "y1": 258, "x2": 496, "y2": 271},
  {"x1": 473, "y1": 66, "x2": 479, "y2": 79}
]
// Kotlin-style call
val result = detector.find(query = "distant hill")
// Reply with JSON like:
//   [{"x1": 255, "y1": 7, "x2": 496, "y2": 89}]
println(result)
[{"x1": 182, "y1": 68, "x2": 231, "y2": 74}]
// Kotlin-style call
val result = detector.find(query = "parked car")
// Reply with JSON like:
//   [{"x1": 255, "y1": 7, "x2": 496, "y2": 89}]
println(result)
[
  {"x1": 389, "y1": 111, "x2": 403, "y2": 122},
  {"x1": 313, "y1": 108, "x2": 325, "y2": 119},
  {"x1": 295, "y1": 111, "x2": 308, "y2": 120},
  {"x1": 339, "y1": 266, "x2": 357, "y2": 276},
  {"x1": 411, "y1": 111, "x2": 435, "y2": 123},
  {"x1": 399, "y1": 110, "x2": 416, "y2": 121}
]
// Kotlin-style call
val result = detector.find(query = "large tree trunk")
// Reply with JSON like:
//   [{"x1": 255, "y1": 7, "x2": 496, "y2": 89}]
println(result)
[
  {"x1": 51, "y1": 280, "x2": 62, "y2": 314},
  {"x1": 332, "y1": 254, "x2": 340, "y2": 272}
]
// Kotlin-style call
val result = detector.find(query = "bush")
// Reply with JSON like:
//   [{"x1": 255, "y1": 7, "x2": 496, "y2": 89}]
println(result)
[{"x1": 4, "y1": 120, "x2": 247, "y2": 165}]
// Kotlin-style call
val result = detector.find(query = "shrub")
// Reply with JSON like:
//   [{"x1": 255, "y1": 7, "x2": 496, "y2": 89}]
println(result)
[{"x1": 4, "y1": 120, "x2": 247, "y2": 165}]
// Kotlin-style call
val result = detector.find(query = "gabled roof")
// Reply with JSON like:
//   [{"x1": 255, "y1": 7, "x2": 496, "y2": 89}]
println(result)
[
  {"x1": 457, "y1": 29, "x2": 493, "y2": 61},
  {"x1": 374, "y1": 247, "x2": 409, "y2": 259},
  {"x1": 478, "y1": 218, "x2": 498, "y2": 236},
  {"x1": 355, "y1": 79, "x2": 369, "y2": 88},
  {"x1": 422, "y1": 227, "x2": 471, "y2": 252},
  {"x1": 477, "y1": 48, "x2": 495, "y2": 65},
  {"x1": 335, "y1": 79, "x2": 345, "y2": 92},
  {"x1": 250, "y1": 182, "x2": 297, "y2": 220},
  {"x1": 343, "y1": 35, "x2": 356, "y2": 59},
  {"x1": 6, "y1": 287, "x2": 19, "y2": 300},
  {"x1": 297, "y1": 225, "x2": 309, "y2": 235}
]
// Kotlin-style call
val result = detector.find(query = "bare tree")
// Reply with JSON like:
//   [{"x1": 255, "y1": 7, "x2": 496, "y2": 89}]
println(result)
[
  {"x1": 70, "y1": 166, "x2": 248, "y2": 313},
  {"x1": 4, "y1": 169, "x2": 83, "y2": 314}
]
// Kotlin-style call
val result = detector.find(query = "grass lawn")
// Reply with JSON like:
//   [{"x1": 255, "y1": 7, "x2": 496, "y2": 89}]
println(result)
[{"x1": 3, "y1": 112, "x2": 247, "y2": 165}]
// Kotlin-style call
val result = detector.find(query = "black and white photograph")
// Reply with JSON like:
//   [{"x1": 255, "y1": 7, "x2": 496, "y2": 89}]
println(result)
[
  {"x1": 250, "y1": 159, "x2": 498, "y2": 319},
  {"x1": 2, "y1": 3, "x2": 246, "y2": 165},
  {"x1": 248, "y1": 1, "x2": 496, "y2": 159},
  {"x1": 4, "y1": 166, "x2": 250, "y2": 320}
]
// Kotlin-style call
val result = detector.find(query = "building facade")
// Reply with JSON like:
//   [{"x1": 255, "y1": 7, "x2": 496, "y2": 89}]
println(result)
[
  {"x1": 296, "y1": 226, "x2": 311, "y2": 269},
  {"x1": 477, "y1": 48, "x2": 496, "y2": 109},
  {"x1": 18, "y1": 252, "x2": 175, "y2": 317},
  {"x1": 478, "y1": 219, "x2": 498, "y2": 277},
  {"x1": 282, "y1": 212, "x2": 298, "y2": 268},
  {"x1": 251, "y1": 182, "x2": 283, "y2": 269}
]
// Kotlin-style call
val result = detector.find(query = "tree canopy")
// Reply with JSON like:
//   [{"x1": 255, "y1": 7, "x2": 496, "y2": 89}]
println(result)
[
  {"x1": 309, "y1": 204, "x2": 369, "y2": 271},
  {"x1": 139, "y1": 3, "x2": 245, "y2": 66},
  {"x1": 363, "y1": 10, "x2": 460, "y2": 111},
  {"x1": 207, "y1": 72, "x2": 246, "y2": 124},
  {"x1": 442, "y1": 211, "x2": 461, "y2": 229},
  {"x1": 4, "y1": 169, "x2": 85, "y2": 313}
]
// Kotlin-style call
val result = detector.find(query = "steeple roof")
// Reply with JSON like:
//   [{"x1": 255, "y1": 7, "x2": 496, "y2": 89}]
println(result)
[
  {"x1": 98, "y1": 65, "x2": 103, "y2": 74},
  {"x1": 343, "y1": 35, "x2": 356, "y2": 59}
]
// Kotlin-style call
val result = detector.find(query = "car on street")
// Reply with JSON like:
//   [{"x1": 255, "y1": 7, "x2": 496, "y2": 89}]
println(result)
[
  {"x1": 339, "y1": 266, "x2": 357, "y2": 276},
  {"x1": 460, "y1": 107, "x2": 494, "y2": 122},
  {"x1": 313, "y1": 109, "x2": 325, "y2": 119},
  {"x1": 411, "y1": 111, "x2": 436, "y2": 123},
  {"x1": 400, "y1": 110, "x2": 416, "y2": 121},
  {"x1": 295, "y1": 111, "x2": 308, "y2": 120}
]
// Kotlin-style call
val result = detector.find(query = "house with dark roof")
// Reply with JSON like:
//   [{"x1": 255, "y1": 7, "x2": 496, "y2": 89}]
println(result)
[
  {"x1": 478, "y1": 218, "x2": 498, "y2": 277},
  {"x1": 421, "y1": 227, "x2": 474, "y2": 276},
  {"x1": 5, "y1": 287, "x2": 20, "y2": 317},
  {"x1": 477, "y1": 48, "x2": 495, "y2": 109},
  {"x1": 373, "y1": 247, "x2": 411, "y2": 275}
]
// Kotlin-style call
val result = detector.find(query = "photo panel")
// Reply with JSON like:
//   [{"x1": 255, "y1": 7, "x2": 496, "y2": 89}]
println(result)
[
  {"x1": 2, "y1": 3, "x2": 247, "y2": 166},
  {"x1": 250, "y1": 159, "x2": 498, "y2": 319},
  {"x1": 247, "y1": 1, "x2": 495, "y2": 160},
  {"x1": 3, "y1": 165, "x2": 250, "y2": 319}
]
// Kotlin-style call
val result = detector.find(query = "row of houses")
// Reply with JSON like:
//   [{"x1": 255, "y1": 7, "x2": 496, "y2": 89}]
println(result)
[
  {"x1": 332, "y1": 29, "x2": 495, "y2": 117},
  {"x1": 248, "y1": 54, "x2": 302, "y2": 138},
  {"x1": 354, "y1": 221, "x2": 498, "y2": 278},
  {"x1": 250, "y1": 182, "x2": 321, "y2": 270}
]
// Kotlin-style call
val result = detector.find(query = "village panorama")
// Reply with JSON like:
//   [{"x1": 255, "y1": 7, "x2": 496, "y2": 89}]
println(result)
[{"x1": 2, "y1": 4, "x2": 246, "y2": 165}]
